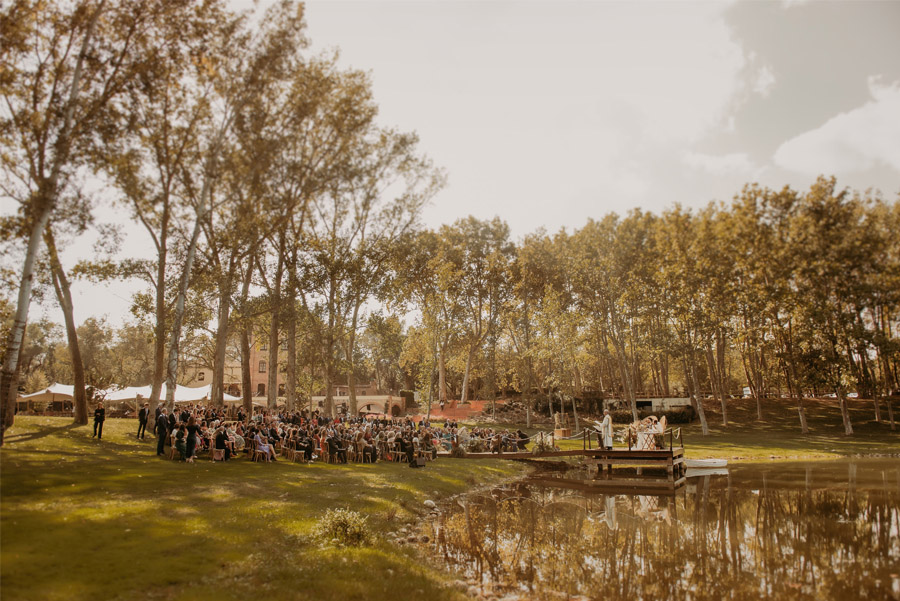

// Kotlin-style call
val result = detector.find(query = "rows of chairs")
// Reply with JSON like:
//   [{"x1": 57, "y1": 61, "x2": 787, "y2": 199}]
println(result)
[{"x1": 165, "y1": 434, "x2": 437, "y2": 465}]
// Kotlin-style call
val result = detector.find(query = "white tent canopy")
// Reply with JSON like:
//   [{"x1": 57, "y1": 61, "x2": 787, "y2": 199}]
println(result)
[
  {"x1": 19, "y1": 383, "x2": 238, "y2": 404},
  {"x1": 18, "y1": 383, "x2": 74, "y2": 402},
  {"x1": 103, "y1": 384, "x2": 239, "y2": 403}
]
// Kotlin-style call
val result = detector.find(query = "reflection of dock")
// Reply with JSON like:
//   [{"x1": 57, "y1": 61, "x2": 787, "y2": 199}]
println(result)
[{"x1": 528, "y1": 473, "x2": 686, "y2": 496}]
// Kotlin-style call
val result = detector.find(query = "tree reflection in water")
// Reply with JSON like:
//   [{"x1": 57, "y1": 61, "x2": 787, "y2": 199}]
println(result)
[{"x1": 432, "y1": 460, "x2": 900, "y2": 600}]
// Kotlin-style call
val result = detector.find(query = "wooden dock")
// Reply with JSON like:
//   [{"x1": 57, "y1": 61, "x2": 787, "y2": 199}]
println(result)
[{"x1": 437, "y1": 446, "x2": 686, "y2": 480}]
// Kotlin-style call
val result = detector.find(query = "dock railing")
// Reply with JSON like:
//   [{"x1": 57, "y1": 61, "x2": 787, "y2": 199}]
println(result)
[{"x1": 623, "y1": 426, "x2": 684, "y2": 451}]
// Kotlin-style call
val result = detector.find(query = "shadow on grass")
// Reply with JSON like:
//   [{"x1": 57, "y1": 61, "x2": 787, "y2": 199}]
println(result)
[{"x1": 3, "y1": 421, "x2": 80, "y2": 444}]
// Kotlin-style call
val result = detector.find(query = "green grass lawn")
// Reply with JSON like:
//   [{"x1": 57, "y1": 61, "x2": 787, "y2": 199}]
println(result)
[
  {"x1": 456, "y1": 396, "x2": 900, "y2": 461},
  {"x1": 0, "y1": 417, "x2": 526, "y2": 601}
]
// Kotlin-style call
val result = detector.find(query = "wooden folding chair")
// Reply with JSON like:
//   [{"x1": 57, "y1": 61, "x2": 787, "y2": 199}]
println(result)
[{"x1": 282, "y1": 444, "x2": 295, "y2": 461}]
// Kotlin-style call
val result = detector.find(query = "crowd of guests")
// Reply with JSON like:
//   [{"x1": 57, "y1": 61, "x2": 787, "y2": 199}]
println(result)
[{"x1": 146, "y1": 403, "x2": 532, "y2": 465}]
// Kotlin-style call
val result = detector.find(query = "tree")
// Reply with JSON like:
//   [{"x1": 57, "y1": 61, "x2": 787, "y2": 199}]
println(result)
[{"x1": 0, "y1": 0, "x2": 165, "y2": 434}]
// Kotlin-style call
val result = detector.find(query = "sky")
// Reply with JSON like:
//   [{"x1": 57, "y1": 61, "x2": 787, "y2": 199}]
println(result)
[{"x1": 13, "y1": 0, "x2": 900, "y2": 327}]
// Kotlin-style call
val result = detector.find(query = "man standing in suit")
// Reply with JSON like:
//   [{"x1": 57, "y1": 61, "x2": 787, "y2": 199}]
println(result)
[
  {"x1": 156, "y1": 408, "x2": 169, "y2": 456},
  {"x1": 92, "y1": 402, "x2": 106, "y2": 439},
  {"x1": 137, "y1": 403, "x2": 149, "y2": 439}
]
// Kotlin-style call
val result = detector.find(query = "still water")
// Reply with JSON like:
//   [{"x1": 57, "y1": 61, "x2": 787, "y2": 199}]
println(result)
[{"x1": 430, "y1": 459, "x2": 900, "y2": 600}]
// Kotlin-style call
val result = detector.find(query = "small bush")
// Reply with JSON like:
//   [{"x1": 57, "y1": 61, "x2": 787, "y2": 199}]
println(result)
[
  {"x1": 313, "y1": 508, "x2": 371, "y2": 547},
  {"x1": 531, "y1": 438, "x2": 558, "y2": 455}
]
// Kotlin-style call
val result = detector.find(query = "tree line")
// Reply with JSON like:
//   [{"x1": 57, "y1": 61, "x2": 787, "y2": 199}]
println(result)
[
  {"x1": 2, "y1": 2, "x2": 897, "y2": 440},
  {"x1": 393, "y1": 183, "x2": 898, "y2": 436}
]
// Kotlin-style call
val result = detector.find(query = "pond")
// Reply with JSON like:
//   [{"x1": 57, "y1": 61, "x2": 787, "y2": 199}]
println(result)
[{"x1": 428, "y1": 458, "x2": 900, "y2": 600}]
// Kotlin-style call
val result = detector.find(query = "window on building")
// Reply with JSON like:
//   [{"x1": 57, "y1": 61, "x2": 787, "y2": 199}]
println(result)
[
  {"x1": 257, "y1": 383, "x2": 265, "y2": 397},
  {"x1": 259, "y1": 360, "x2": 266, "y2": 373},
  {"x1": 197, "y1": 371, "x2": 205, "y2": 381},
  {"x1": 280, "y1": 341, "x2": 288, "y2": 351},
  {"x1": 278, "y1": 384, "x2": 285, "y2": 396},
  {"x1": 260, "y1": 342, "x2": 267, "y2": 351}
]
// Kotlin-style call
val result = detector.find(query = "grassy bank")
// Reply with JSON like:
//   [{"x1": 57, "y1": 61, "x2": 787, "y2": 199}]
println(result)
[
  {"x1": 0, "y1": 417, "x2": 526, "y2": 601},
  {"x1": 462, "y1": 396, "x2": 900, "y2": 461}
]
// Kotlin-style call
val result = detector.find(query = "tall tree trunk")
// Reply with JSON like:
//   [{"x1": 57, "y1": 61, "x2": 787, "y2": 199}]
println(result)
[
  {"x1": 44, "y1": 227, "x2": 88, "y2": 424},
  {"x1": 323, "y1": 333, "x2": 334, "y2": 417},
  {"x1": 836, "y1": 388, "x2": 854, "y2": 436},
  {"x1": 164, "y1": 209, "x2": 205, "y2": 410},
  {"x1": 460, "y1": 345, "x2": 475, "y2": 404},
  {"x1": 238, "y1": 257, "x2": 254, "y2": 421},
  {"x1": 210, "y1": 270, "x2": 233, "y2": 407},
  {"x1": 614, "y1": 341, "x2": 638, "y2": 422},
  {"x1": 148, "y1": 244, "x2": 168, "y2": 431},
  {"x1": 267, "y1": 240, "x2": 284, "y2": 410},
  {"x1": 740, "y1": 345, "x2": 763, "y2": 420},
  {"x1": 705, "y1": 341, "x2": 727, "y2": 425},
  {"x1": 524, "y1": 303, "x2": 533, "y2": 428},
  {"x1": 438, "y1": 338, "x2": 448, "y2": 402},
  {"x1": 777, "y1": 316, "x2": 808, "y2": 434},
  {"x1": 347, "y1": 300, "x2": 362, "y2": 416},
  {"x1": 240, "y1": 325, "x2": 252, "y2": 420},
  {"x1": 570, "y1": 392, "x2": 580, "y2": 434},
  {"x1": 285, "y1": 248, "x2": 298, "y2": 412},
  {"x1": 323, "y1": 275, "x2": 336, "y2": 417},
  {"x1": 683, "y1": 342, "x2": 709, "y2": 435},
  {"x1": 286, "y1": 304, "x2": 297, "y2": 413},
  {"x1": 661, "y1": 350, "x2": 670, "y2": 396}
]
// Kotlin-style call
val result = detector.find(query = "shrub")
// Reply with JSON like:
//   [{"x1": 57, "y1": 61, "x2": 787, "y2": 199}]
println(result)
[
  {"x1": 313, "y1": 508, "x2": 371, "y2": 547},
  {"x1": 531, "y1": 438, "x2": 558, "y2": 455}
]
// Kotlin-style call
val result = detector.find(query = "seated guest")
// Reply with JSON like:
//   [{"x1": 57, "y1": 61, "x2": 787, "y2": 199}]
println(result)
[
  {"x1": 252, "y1": 428, "x2": 276, "y2": 461},
  {"x1": 356, "y1": 432, "x2": 377, "y2": 463},
  {"x1": 214, "y1": 426, "x2": 231, "y2": 461},
  {"x1": 326, "y1": 434, "x2": 347, "y2": 463},
  {"x1": 399, "y1": 434, "x2": 416, "y2": 466},
  {"x1": 296, "y1": 431, "x2": 313, "y2": 461},
  {"x1": 421, "y1": 434, "x2": 437, "y2": 460}
]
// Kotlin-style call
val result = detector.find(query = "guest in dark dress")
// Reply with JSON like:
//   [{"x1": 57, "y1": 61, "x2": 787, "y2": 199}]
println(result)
[
  {"x1": 185, "y1": 416, "x2": 200, "y2": 463},
  {"x1": 175, "y1": 425, "x2": 187, "y2": 461}
]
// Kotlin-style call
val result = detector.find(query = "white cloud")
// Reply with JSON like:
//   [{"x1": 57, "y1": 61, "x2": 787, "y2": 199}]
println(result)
[
  {"x1": 773, "y1": 77, "x2": 900, "y2": 174},
  {"x1": 683, "y1": 151, "x2": 758, "y2": 175},
  {"x1": 753, "y1": 65, "x2": 776, "y2": 97}
]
